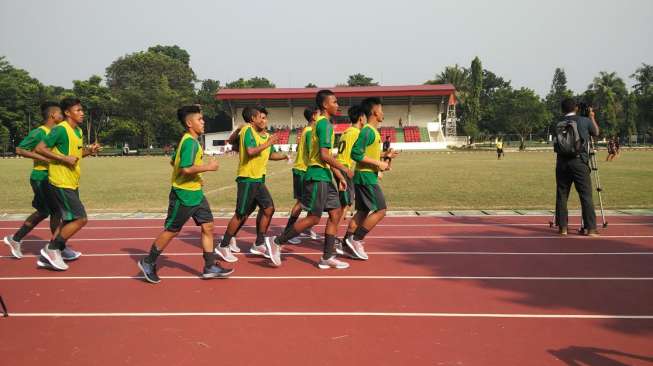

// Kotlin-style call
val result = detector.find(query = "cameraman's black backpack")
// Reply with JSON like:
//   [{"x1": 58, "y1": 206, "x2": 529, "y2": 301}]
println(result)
[{"x1": 553, "y1": 119, "x2": 582, "y2": 157}]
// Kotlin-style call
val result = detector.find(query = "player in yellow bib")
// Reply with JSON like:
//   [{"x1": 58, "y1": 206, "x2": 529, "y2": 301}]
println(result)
[
  {"x1": 336, "y1": 105, "x2": 365, "y2": 215},
  {"x1": 215, "y1": 106, "x2": 289, "y2": 263},
  {"x1": 343, "y1": 97, "x2": 399, "y2": 260},
  {"x1": 138, "y1": 105, "x2": 232, "y2": 283},
  {"x1": 34, "y1": 98, "x2": 101, "y2": 271},
  {"x1": 3, "y1": 102, "x2": 63, "y2": 260},
  {"x1": 281, "y1": 106, "x2": 320, "y2": 243},
  {"x1": 267, "y1": 90, "x2": 354, "y2": 269}
]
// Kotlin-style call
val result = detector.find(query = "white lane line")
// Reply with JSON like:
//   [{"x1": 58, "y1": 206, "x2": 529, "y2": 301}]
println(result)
[
  {"x1": 1, "y1": 275, "x2": 651, "y2": 281},
  {"x1": 6, "y1": 312, "x2": 653, "y2": 319},
  {"x1": 14, "y1": 235, "x2": 653, "y2": 243},
  {"x1": 3, "y1": 251, "x2": 653, "y2": 259},
  {"x1": 2, "y1": 223, "x2": 651, "y2": 230}
]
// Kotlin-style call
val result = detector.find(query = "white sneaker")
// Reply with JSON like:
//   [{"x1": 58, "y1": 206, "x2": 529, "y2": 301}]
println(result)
[
  {"x1": 345, "y1": 237, "x2": 369, "y2": 260},
  {"x1": 288, "y1": 237, "x2": 302, "y2": 244},
  {"x1": 334, "y1": 238, "x2": 344, "y2": 255},
  {"x1": 214, "y1": 245, "x2": 238, "y2": 263},
  {"x1": 228, "y1": 237, "x2": 240, "y2": 253},
  {"x1": 40, "y1": 245, "x2": 69, "y2": 271},
  {"x1": 318, "y1": 256, "x2": 350, "y2": 269},
  {"x1": 309, "y1": 229, "x2": 320, "y2": 240},
  {"x1": 264, "y1": 236, "x2": 282, "y2": 267},
  {"x1": 249, "y1": 243, "x2": 270, "y2": 258},
  {"x1": 3, "y1": 235, "x2": 23, "y2": 259}
]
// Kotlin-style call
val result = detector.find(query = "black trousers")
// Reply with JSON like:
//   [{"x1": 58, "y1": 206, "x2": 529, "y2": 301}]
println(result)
[{"x1": 555, "y1": 157, "x2": 597, "y2": 229}]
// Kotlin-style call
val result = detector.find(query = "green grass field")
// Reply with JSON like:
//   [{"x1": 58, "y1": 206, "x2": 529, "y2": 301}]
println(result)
[{"x1": 1, "y1": 150, "x2": 652, "y2": 213}]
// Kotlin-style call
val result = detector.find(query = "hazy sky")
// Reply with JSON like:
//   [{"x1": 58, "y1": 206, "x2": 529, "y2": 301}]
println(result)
[{"x1": 1, "y1": 0, "x2": 651, "y2": 96}]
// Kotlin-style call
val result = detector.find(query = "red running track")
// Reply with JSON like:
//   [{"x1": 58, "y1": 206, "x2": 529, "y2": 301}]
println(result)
[{"x1": 1, "y1": 215, "x2": 652, "y2": 366}]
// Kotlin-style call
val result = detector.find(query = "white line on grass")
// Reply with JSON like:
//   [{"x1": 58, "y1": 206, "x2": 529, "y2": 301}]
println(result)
[{"x1": 6, "y1": 312, "x2": 653, "y2": 319}]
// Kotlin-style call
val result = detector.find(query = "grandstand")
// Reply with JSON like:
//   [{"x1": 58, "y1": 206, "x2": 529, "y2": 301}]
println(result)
[{"x1": 215, "y1": 84, "x2": 457, "y2": 150}]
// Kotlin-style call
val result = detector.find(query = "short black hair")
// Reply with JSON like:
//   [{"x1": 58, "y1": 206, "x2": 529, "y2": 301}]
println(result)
[
  {"x1": 60, "y1": 97, "x2": 82, "y2": 113},
  {"x1": 177, "y1": 105, "x2": 202, "y2": 129},
  {"x1": 40, "y1": 101, "x2": 61, "y2": 120},
  {"x1": 303, "y1": 106, "x2": 317, "y2": 122},
  {"x1": 561, "y1": 98, "x2": 577, "y2": 114},
  {"x1": 315, "y1": 89, "x2": 335, "y2": 111},
  {"x1": 242, "y1": 106, "x2": 259, "y2": 123},
  {"x1": 361, "y1": 97, "x2": 382, "y2": 118},
  {"x1": 255, "y1": 105, "x2": 268, "y2": 116},
  {"x1": 348, "y1": 105, "x2": 365, "y2": 124}
]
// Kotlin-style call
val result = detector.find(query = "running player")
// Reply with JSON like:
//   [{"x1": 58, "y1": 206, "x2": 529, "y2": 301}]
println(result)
[
  {"x1": 138, "y1": 105, "x2": 232, "y2": 283},
  {"x1": 334, "y1": 105, "x2": 366, "y2": 254},
  {"x1": 266, "y1": 89, "x2": 354, "y2": 269},
  {"x1": 215, "y1": 106, "x2": 289, "y2": 262},
  {"x1": 33, "y1": 98, "x2": 100, "y2": 270},
  {"x1": 281, "y1": 106, "x2": 320, "y2": 244},
  {"x1": 343, "y1": 97, "x2": 399, "y2": 260},
  {"x1": 3, "y1": 102, "x2": 63, "y2": 260}
]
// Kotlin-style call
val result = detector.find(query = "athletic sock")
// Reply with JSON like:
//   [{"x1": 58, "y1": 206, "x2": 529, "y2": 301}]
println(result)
[
  {"x1": 203, "y1": 251, "x2": 217, "y2": 268},
  {"x1": 323, "y1": 234, "x2": 336, "y2": 259},
  {"x1": 144, "y1": 244, "x2": 163, "y2": 264},
  {"x1": 284, "y1": 215, "x2": 299, "y2": 233},
  {"x1": 13, "y1": 224, "x2": 33, "y2": 242},
  {"x1": 220, "y1": 233, "x2": 234, "y2": 248},
  {"x1": 275, "y1": 228, "x2": 299, "y2": 245},
  {"x1": 255, "y1": 232, "x2": 265, "y2": 245},
  {"x1": 353, "y1": 227, "x2": 369, "y2": 241},
  {"x1": 47, "y1": 235, "x2": 66, "y2": 251}
]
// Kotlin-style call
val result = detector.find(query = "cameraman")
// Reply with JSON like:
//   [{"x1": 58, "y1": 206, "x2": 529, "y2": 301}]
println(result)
[{"x1": 554, "y1": 98, "x2": 600, "y2": 236}]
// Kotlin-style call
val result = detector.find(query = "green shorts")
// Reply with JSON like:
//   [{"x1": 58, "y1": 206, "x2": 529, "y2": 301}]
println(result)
[
  {"x1": 292, "y1": 171, "x2": 305, "y2": 200},
  {"x1": 30, "y1": 179, "x2": 53, "y2": 216},
  {"x1": 302, "y1": 180, "x2": 341, "y2": 217},
  {"x1": 337, "y1": 168, "x2": 355, "y2": 207},
  {"x1": 236, "y1": 181, "x2": 274, "y2": 217},
  {"x1": 164, "y1": 190, "x2": 214, "y2": 232},
  {"x1": 49, "y1": 186, "x2": 87, "y2": 222},
  {"x1": 354, "y1": 183, "x2": 387, "y2": 212}
]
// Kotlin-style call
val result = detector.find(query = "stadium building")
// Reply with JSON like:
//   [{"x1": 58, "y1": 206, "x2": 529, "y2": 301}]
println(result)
[{"x1": 205, "y1": 84, "x2": 458, "y2": 154}]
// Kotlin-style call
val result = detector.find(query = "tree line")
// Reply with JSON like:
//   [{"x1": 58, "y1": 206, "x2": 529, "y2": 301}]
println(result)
[{"x1": 1, "y1": 45, "x2": 651, "y2": 151}]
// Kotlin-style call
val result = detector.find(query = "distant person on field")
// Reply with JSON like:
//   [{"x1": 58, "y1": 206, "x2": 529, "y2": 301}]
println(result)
[{"x1": 496, "y1": 138, "x2": 504, "y2": 160}]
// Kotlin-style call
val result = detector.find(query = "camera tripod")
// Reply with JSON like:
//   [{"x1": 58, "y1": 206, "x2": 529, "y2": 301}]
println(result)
[{"x1": 549, "y1": 138, "x2": 608, "y2": 231}]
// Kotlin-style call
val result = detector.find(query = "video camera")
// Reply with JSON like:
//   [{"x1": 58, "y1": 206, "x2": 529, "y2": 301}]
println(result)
[{"x1": 577, "y1": 102, "x2": 597, "y2": 118}]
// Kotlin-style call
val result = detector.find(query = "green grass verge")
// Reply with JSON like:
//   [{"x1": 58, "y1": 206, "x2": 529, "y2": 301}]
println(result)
[{"x1": 1, "y1": 150, "x2": 651, "y2": 213}]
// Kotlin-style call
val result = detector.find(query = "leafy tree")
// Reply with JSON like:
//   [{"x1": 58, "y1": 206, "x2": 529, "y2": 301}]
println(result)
[
  {"x1": 493, "y1": 87, "x2": 550, "y2": 150},
  {"x1": 346, "y1": 73, "x2": 378, "y2": 87},
  {"x1": 424, "y1": 64, "x2": 469, "y2": 93},
  {"x1": 305, "y1": 83, "x2": 318, "y2": 88},
  {"x1": 545, "y1": 68, "x2": 574, "y2": 122},
  {"x1": 99, "y1": 117, "x2": 140, "y2": 146},
  {"x1": 225, "y1": 77, "x2": 276, "y2": 89},
  {"x1": 462, "y1": 57, "x2": 482, "y2": 139},
  {"x1": 196, "y1": 79, "x2": 223, "y2": 118},
  {"x1": 105, "y1": 47, "x2": 196, "y2": 146},
  {"x1": 0, "y1": 124, "x2": 9, "y2": 153},
  {"x1": 479, "y1": 69, "x2": 511, "y2": 134},
  {"x1": 73, "y1": 75, "x2": 114, "y2": 142},
  {"x1": 584, "y1": 71, "x2": 627, "y2": 137},
  {"x1": 148, "y1": 45, "x2": 191, "y2": 66},
  {"x1": 631, "y1": 63, "x2": 653, "y2": 141},
  {"x1": 0, "y1": 56, "x2": 46, "y2": 146}
]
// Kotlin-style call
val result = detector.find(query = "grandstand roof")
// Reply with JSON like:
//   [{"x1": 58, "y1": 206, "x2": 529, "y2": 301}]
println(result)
[{"x1": 216, "y1": 84, "x2": 456, "y2": 108}]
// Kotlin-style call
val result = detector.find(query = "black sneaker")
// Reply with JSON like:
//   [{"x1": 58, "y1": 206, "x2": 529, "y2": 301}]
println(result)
[
  {"x1": 138, "y1": 258, "x2": 160, "y2": 284},
  {"x1": 202, "y1": 264, "x2": 234, "y2": 279}
]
